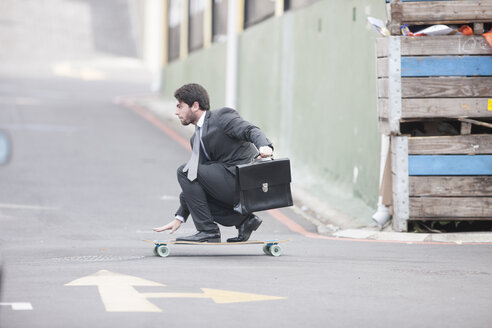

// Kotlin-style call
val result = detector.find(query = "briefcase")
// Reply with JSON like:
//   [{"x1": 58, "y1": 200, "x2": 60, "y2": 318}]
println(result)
[{"x1": 234, "y1": 158, "x2": 293, "y2": 214}]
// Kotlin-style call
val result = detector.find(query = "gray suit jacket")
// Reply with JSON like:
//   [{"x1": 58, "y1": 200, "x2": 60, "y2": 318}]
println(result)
[
  {"x1": 195, "y1": 107, "x2": 273, "y2": 174},
  {"x1": 175, "y1": 107, "x2": 272, "y2": 221}
]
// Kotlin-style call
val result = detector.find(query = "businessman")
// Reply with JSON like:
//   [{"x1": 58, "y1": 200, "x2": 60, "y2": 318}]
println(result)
[{"x1": 154, "y1": 83, "x2": 273, "y2": 242}]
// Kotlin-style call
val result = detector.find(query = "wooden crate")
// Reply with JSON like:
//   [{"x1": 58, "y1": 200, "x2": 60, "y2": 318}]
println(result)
[
  {"x1": 391, "y1": 135, "x2": 492, "y2": 231},
  {"x1": 376, "y1": 35, "x2": 492, "y2": 136},
  {"x1": 386, "y1": 0, "x2": 492, "y2": 35}
]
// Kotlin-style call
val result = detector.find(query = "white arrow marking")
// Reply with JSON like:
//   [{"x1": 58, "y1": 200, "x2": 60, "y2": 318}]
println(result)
[
  {"x1": 65, "y1": 270, "x2": 165, "y2": 312},
  {"x1": 0, "y1": 302, "x2": 33, "y2": 310},
  {"x1": 161, "y1": 195, "x2": 179, "y2": 201},
  {"x1": 66, "y1": 270, "x2": 286, "y2": 312}
]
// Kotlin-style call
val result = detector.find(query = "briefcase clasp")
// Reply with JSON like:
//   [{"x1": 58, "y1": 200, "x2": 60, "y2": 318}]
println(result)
[{"x1": 262, "y1": 183, "x2": 269, "y2": 193}]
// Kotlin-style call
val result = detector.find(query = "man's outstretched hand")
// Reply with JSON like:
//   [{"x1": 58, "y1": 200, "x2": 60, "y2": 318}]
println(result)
[{"x1": 153, "y1": 219, "x2": 182, "y2": 233}]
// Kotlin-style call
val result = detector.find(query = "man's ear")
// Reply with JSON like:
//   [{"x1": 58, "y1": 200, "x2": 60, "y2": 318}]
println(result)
[{"x1": 191, "y1": 101, "x2": 200, "y2": 112}]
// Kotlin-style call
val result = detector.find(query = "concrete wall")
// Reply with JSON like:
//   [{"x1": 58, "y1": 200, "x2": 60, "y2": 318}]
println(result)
[{"x1": 161, "y1": 0, "x2": 386, "y2": 225}]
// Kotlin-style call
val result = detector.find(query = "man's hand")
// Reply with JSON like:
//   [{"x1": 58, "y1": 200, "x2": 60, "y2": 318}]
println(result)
[
  {"x1": 153, "y1": 219, "x2": 182, "y2": 233},
  {"x1": 258, "y1": 146, "x2": 273, "y2": 158}
]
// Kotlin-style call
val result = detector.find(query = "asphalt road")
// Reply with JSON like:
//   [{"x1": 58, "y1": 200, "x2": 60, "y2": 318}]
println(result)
[
  {"x1": 1, "y1": 1, "x2": 492, "y2": 327},
  {"x1": 0, "y1": 58, "x2": 491, "y2": 328}
]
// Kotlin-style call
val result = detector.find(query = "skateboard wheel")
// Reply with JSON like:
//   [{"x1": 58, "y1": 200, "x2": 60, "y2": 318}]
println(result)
[
  {"x1": 269, "y1": 245, "x2": 282, "y2": 257},
  {"x1": 263, "y1": 244, "x2": 271, "y2": 255},
  {"x1": 153, "y1": 245, "x2": 159, "y2": 256},
  {"x1": 156, "y1": 245, "x2": 170, "y2": 257}
]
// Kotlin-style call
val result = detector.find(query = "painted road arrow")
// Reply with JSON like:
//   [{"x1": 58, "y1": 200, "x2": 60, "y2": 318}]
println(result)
[
  {"x1": 66, "y1": 270, "x2": 286, "y2": 312},
  {"x1": 0, "y1": 302, "x2": 33, "y2": 310},
  {"x1": 65, "y1": 270, "x2": 165, "y2": 312}
]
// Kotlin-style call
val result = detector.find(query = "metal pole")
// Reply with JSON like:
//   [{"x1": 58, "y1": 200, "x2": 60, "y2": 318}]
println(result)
[{"x1": 225, "y1": 0, "x2": 238, "y2": 108}]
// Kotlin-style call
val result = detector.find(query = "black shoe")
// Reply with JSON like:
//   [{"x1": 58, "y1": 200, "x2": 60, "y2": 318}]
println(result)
[
  {"x1": 227, "y1": 215, "x2": 262, "y2": 242},
  {"x1": 176, "y1": 231, "x2": 221, "y2": 243}
]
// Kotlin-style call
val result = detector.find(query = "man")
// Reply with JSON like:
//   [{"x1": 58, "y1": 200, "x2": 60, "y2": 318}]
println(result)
[{"x1": 153, "y1": 83, "x2": 273, "y2": 242}]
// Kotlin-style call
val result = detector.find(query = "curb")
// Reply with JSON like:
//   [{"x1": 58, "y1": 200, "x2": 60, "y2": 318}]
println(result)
[{"x1": 332, "y1": 229, "x2": 492, "y2": 244}]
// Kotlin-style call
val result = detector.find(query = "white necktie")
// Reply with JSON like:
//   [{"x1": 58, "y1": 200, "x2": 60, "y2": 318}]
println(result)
[{"x1": 183, "y1": 126, "x2": 200, "y2": 181}]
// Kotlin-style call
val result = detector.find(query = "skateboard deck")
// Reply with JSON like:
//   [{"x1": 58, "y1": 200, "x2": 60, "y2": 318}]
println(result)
[{"x1": 142, "y1": 239, "x2": 288, "y2": 257}]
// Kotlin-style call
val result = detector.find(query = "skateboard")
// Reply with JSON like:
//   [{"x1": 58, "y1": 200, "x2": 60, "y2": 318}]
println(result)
[{"x1": 142, "y1": 239, "x2": 288, "y2": 258}]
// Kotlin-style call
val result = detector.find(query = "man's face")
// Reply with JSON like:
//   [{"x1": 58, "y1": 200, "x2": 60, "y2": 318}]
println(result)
[{"x1": 175, "y1": 100, "x2": 194, "y2": 126}]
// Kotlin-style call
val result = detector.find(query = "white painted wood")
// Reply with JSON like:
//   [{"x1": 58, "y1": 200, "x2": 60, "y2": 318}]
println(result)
[
  {"x1": 388, "y1": 37, "x2": 402, "y2": 134},
  {"x1": 391, "y1": 136, "x2": 409, "y2": 232}
]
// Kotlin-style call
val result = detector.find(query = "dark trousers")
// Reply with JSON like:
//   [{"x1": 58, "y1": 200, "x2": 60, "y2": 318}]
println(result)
[{"x1": 176, "y1": 163, "x2": 249, "y2": 232}]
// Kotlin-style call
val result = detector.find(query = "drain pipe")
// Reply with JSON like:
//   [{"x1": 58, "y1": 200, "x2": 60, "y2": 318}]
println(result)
[
  {"x1": 372, "y1": 134, "x2": 392, "y2": 229},
  {"x1": 225, "y1": 0, "x2": 238, "y2": 108}
]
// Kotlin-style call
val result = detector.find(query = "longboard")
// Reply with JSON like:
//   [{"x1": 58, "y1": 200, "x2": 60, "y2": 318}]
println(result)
[{"x1": 142, "y1": 239, "x2": 289, "y2": 257}]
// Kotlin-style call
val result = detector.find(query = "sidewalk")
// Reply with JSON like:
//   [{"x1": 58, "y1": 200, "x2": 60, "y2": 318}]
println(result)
[{"x1": 126, "y1": 94, "x2": 492, "y2": 245}]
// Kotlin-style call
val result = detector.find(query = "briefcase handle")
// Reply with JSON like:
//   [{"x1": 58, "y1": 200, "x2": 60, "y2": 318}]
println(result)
[
  {"x1": 252, "y1": 157, "x2": 273, "y2": 164},
  {"x1": 252, "y1": 145, "x2": 274, "y2": 163}
]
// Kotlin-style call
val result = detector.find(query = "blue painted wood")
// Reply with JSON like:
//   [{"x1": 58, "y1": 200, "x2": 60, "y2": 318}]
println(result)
[
  {"x1": 409, "y1": 155, "x2": 492, "y2": 175},
  {"x1": 401, "y1": 56, "x2": 492, "y2": 77}
]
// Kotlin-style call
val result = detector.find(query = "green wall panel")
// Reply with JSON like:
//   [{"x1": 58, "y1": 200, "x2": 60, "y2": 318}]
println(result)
[{"x1": 161, "y1": 41, "x2": 227, "y2": 111}]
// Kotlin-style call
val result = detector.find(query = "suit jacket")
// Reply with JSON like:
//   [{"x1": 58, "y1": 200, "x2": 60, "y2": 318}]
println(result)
[{"x1": 193, "y1": 107, "x2": 273, "y2": 174}]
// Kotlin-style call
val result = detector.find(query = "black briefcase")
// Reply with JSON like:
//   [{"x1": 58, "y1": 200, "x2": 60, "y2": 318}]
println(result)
[{"x1": 234, "y1": 158, "x2": 293, "y2": 214}]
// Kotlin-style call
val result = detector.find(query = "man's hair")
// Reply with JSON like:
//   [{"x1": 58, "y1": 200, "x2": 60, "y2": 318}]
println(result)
[{"x1": 174, "y1": 83, "x2": 210, "y2": 111}]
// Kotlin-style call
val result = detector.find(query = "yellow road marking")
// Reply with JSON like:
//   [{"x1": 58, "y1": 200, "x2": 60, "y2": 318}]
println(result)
[
  {"x1": 143, "y1": 288, "x2": 286, "y2": 304},
  {"x1": 52, "y1": 62, "x2": 106, "y2": 81}
]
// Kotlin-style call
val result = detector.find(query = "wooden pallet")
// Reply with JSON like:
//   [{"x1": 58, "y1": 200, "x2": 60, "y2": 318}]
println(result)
[
  {"x1": 376, "y1": 35, "x2": 492, "y2": 136},
  {"x1": 391, "y1": 135, "x2": 492, "y2": 231}
]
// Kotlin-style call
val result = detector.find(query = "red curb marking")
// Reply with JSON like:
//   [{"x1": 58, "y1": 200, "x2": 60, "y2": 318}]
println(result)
[
  {"x1": 265, "y1": 209, "x2": 480, "y2": 245},
  {"x1": 122, "y1": 100, "x2": 190, "y2": 151},
  {"x1": 266, "y1": 209, "x2": 332, "y2": 240}
]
